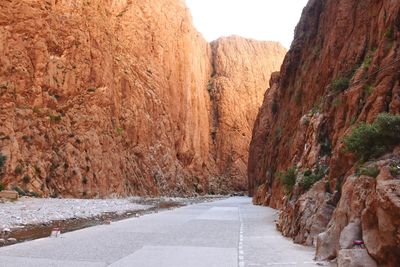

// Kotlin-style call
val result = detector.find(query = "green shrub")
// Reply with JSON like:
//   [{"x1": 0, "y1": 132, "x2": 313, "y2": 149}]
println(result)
[
  {"x1": 344, "y1": 113, "x2": 400, "y2": 161},
  {"x1": 116, "y1": 127, "x2": 124, "y2": 136},
  {"x1": 278, "y1": 167, "x2": 297, "y2": 195},
  {"x1": 22, "y1": 175, "x2": 31, "y2": 184},
  {"x1": 357, "y1": 166, "x2": 380, "y2": 178},
  {"x1": 311, "y1": 104, "x2": 320, "y2": 115},
  {"x1": 384, "y1": 26, "x2": 394, "y2": 40},
  {"x1": 0, "y1": 153, "x2": 6, "y2": 176},
  {"x1": 364, "y1": 84, "x2": 374, "y2": 96},
  {"x1": 303, "y1": 169, "x2": 312, "y2": 176},
  {"x1": 32, "y1": 107, "x2": 41, "y2": 114},
  {"x1": 0, "y1": 153, "x2": 6, "y2": 168},
  {"x1": 0, "y1": 182, "x2": 4, "y2": 191},
  {"x1": 389, "y1": 163, "x2": 399, "y2": 176},
  {"x1": 362, "y1": 54, "x2": 373, "y2": 69},
  {"x1": 14, "y1": 165, "x2": 23, "y2": 175},
  {"x1": 350, "y1": 115, "x2": 357, "y2": 125},
  {"x1": 49, "y1": 114, "x2": 62, "y2": 123},
  {"x1": 300, "y1": 166, "x2": 326, "y2": 191},
  {"x1": 332, "y1": 97, "x2": 341, "y2": 108},
  {"x1": 301, "y1": 175, "x2": 316, "y2": 190},
  {"x1": 330, "y1": 76, "x2": 350, "y2": 92},
  {"x1": 13, "y1": 186, "x2": 26, "y2": 196}
]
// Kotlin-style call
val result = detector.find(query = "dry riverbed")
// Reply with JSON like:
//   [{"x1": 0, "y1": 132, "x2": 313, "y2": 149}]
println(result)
[{"x1": 0, "y1": 195, "x2": 226, "y2": 247}]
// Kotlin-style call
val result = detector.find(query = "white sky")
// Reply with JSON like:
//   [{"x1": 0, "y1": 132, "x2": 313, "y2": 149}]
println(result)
[{"x1": 185, "y1": 0, "x2": 309, "y2": 49}]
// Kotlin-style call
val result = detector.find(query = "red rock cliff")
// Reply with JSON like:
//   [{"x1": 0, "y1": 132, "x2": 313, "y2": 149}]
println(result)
[
  {"x1": 209, "y1": 36, "x2": 286, "y2": 192},
  {"x1": 0, "y1": 0, "x2": 285, "y2": 197},
  {"x1": 249, "y1": 0, "x2": 400, "y2": 266}
]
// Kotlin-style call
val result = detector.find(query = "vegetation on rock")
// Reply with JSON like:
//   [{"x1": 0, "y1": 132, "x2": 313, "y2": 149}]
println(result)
[
  {"x1": 356, "y1": 165, "x2": 380, "y2": 178},
  {"x1": 330, "y1": 76, "x2": 350, "y2": 92},
  {"x1": 278, "y1": 167, "x2": 297, "y2": 195},
  {"x1": 344, "y1": 113, "x2": 400, "y2": 161},
  {"x1": 0, "y1": 152, "x2": 6, "y2": 173},
  {"x1": 300, "y1": 166, "x2": 326, "y2": 191}
]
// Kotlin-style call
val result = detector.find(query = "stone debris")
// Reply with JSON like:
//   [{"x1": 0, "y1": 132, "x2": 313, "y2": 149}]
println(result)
[{"x1": 0, "y1": 197, "x2": 149, "y2": 229}]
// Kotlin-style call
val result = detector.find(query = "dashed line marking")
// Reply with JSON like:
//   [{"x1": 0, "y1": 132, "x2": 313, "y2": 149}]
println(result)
[{"x1": 238, "y1": 206, "x2": 245, "y2": 267}]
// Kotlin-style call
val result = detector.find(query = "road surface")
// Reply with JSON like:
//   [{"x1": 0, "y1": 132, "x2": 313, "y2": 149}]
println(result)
[{"x1": 0, "y1": 197, "x2": 318, "y2": 266}]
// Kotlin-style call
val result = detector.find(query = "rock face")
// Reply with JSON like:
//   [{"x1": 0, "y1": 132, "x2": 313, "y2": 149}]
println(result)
[
  {"x1": 209, "y1": 37, "x2": 286, "y2": 192},
  {"x1": 248, "y1": 0, "x2": 400, "y2": 266},
  {"x1": 0, "y1": 0, "x2": 285, "y2": 197}
]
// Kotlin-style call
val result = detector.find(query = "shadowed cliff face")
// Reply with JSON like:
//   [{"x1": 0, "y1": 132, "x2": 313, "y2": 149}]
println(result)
[
  {"x1": 0, "y1": 0, "x2": 285, "y2": 197},
  {"x1": 248, "y1": 0, "x2": 400, "y2": 265}
]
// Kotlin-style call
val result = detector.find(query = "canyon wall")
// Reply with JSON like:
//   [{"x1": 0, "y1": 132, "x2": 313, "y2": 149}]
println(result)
[
  {"x1": 248, "y1": 0, "x2": 400, "y2": 266},
  {"x1": 0, "y1": 0, "x2": 285, "y2": 197},
  {"x1": 209, "y1": 36, "x2": 286, "y2": 191}
]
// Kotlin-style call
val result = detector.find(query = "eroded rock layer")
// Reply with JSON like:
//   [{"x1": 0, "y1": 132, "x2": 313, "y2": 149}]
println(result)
[
  {"x1": 248, "y1": 0, "x2": 400, "y2": 266},
  {"x1": 0, "y1": 0, "x2": 285, "y2": 197}
]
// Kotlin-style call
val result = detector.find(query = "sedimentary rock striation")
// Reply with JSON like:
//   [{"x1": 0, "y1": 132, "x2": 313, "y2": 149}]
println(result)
[
  {"x1": 249, "y1": 0, "x2": 400, "y2": 266},
  {"x1": 0, "y1": 0, "x2": 285, "y2": 197}
]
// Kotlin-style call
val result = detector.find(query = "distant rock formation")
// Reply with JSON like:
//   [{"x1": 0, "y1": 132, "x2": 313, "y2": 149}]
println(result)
[{"x1": 209, "y1": 36, "x2": 287, "y2": 192}]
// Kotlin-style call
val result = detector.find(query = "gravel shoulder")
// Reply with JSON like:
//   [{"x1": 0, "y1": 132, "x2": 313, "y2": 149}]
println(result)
[
  {"x1": 0, "y1": 195, "x2": 227, "y2": 246},
  {"x1": 0, "y1": 198, "x2": 150, "y2": 229}
]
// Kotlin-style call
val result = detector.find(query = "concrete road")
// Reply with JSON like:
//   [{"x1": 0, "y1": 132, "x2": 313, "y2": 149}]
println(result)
[{"x1": 0, "y1": 197, "x2": 318, "y2": 266}]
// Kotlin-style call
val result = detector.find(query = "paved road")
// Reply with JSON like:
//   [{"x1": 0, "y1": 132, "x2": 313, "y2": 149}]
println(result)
[{"x1": 0, "y1": 197, "x2": 318, "y2": 266}]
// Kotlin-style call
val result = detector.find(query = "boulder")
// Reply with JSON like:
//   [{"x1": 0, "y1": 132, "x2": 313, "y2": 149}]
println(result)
[
  {"x1": 337, "y1": 249, "x2": 377, "y2": 267},
  {"x1": 339, "y1": 221, "x2": 361, "y2": 249}
]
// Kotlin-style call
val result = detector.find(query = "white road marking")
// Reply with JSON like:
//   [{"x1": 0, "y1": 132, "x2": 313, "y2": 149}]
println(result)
[{"x1": 238, "y1": 206, "x2": 245, "y2": 267}]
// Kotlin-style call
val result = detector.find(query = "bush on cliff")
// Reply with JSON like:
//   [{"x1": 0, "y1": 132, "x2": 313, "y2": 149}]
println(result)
[
  {"x1": 344, "y1": 113, "x2": 400, "y2": 161},
  {"x1": 356, "y1": 165, "x2": 380, "y2": 178},
  {"x1": 0, "y1": 152, "x2": 6, "y2": 169},
  {"x1": 278, "y1": 167, "x2": 297, "y2": 195},
  {"x1": 0, "y1": 152, "x2": 6, "y2": 177},
  {"x1": 300, "y1": 166, "x2": 326, "y2": 190},
  {"x1": 330, "y1": 76, "x2": 350, "y2": 92}
]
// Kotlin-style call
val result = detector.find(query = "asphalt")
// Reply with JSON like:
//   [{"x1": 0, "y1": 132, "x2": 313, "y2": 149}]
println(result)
[{"x1": 0, "y1": 197, "x2": 319, "y2": 266}]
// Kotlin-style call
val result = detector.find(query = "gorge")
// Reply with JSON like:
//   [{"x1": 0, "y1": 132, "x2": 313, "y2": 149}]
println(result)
[{"x1": 0, "y1": 0, "x2": 399, "y2": 266}]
